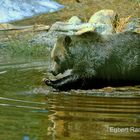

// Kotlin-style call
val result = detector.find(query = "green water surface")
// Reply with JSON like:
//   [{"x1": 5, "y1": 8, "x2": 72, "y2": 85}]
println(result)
[{"x1": 0, "y1": 54, "x2": 140, "y2": 140}]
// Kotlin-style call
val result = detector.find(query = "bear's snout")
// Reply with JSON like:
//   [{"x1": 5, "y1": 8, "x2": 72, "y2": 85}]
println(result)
[{"x1": 50, "y1": 62, "x2": 61, "y2": 76}]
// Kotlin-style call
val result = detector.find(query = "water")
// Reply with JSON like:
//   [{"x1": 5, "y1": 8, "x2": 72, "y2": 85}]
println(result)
[{"x1": 0, "y1": 55, "x2": 140, "y2": 140}]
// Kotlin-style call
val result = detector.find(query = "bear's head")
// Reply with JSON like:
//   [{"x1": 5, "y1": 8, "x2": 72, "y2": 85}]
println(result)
[
  {"x1": 50, "y1": 35, "x2": 72, "y2": 76},
  {"x1": 50, "y1": 32, "x2": 102, "y2": 76}
]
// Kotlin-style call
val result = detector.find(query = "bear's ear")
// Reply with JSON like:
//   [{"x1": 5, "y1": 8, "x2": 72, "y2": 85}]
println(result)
[{"x1": 64, "y1": 35, "x2": 72, "y2": 48}]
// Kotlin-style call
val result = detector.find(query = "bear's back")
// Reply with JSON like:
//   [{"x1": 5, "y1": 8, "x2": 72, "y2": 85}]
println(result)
[{"x1": 68, "y1": 32, "x2": 140, "y2": 81}]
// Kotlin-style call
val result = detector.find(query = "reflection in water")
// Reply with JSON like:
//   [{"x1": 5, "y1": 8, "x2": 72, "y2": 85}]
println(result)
[
  {"x1": 47, "y1": 94, "x2": 140, "y2": 140},
  {"x1": 0, "y1": 93, "x2": 140, "y2": 140}
]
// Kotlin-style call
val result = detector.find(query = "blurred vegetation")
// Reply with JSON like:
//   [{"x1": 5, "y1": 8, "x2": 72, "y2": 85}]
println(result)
[{"x1": 0, "y1": 31, "x2": 50, "y2": 57}]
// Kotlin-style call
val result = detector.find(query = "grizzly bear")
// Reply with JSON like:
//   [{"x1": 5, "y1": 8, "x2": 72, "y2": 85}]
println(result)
[{"x1": 44, "y1": 31, "x2": 140, "y2": 90}]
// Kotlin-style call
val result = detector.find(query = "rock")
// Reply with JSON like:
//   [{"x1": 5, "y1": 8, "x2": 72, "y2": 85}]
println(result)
[
  {"x1": 50, "y1": 22, "x2": 94, "y2": 33},
  {"x1": 89, "y1": 9, "x2": 118, "y2": 34},
  {"x1": 31, "y1": 22, "x2": 95, "y2": 47},
  {"x1": 49, "y1": 10, "x2": 118, "y2": 35},
  {"x1": 89, "y1": 9, "x2": 117, "y2": 25},
  {"x1": 30, "y1": 10, "x2": 123, "y2": 47},
  {"x1": 68, "y1": 16, "x2": 82, "y2": 25},
  {"x1": 75, "y1": 26, "x2": 95, "y2": 35},
  {"x1": 123, "y1": 18, "x2": 140, "y2": 33}
]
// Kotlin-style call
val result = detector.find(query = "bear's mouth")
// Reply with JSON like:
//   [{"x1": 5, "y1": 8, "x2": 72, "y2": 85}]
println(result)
[
  {"x1": 50, "y1": 70, "x2": 58, "y2": 76},
  {"x1": 51, "y1": 69, "x2": 72, "y2": 77}
]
